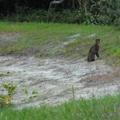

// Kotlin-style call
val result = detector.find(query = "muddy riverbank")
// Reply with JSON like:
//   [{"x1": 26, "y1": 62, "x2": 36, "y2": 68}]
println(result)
[{"x1": 0, "y1": 56, "x2": 120, "y2": 109}]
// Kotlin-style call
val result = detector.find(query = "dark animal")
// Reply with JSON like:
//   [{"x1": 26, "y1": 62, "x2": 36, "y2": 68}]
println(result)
[{"x1": 87, "y1": 39, "x2": 100, "y2": 62}]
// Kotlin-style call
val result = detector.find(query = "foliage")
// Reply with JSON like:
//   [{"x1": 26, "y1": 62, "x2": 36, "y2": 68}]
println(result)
[
  {"x1": 2, "y1": 83, "x2": 16, "y2": 96},
  {"x1": 0, "y1": 95, "x2": 120, "y2": 120},
  {"x1": 0, "y1": 0, "x2": 120, "y2": 25},
  {"x1": 0, "y1": 82, "x2": 16, "y2": 107}
]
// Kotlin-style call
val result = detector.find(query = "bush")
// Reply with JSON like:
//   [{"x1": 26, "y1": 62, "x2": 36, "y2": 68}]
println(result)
[{"x1": 1, "y1": 0, "x2": 120, "y2": 25}]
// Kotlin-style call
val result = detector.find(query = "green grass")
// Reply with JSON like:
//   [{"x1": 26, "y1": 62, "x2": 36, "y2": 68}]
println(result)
[
  {"x1": 0, "y1": 22, "x2": 120, "y2": 119},
  {"x1": 0, "y1": 22, "x2": 120, "y2": 64},
  {"x1": 1, "y1": 95, "x2": 120, "y2": 120}
]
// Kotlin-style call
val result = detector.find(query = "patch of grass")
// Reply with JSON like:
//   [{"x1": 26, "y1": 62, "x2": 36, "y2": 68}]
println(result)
[
  {"x1": 0, "y1": 72, "x2": 10, "y2": 77},
  {"x1": 0, "y1": 82, "x2": 16, "y2": 107},
  {"x1": 0, "y1": 95, "x2": 120, "y2": 120},
  {"x1": 0, "y1": 22, "x2": 120, "y2": 64}
]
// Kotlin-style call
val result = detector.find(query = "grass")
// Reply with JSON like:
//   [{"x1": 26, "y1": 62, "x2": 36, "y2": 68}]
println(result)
[
  {"x1": 0, "y1": 22, "x2": 120, "y2": 119},
  {"x1": 0, "y1": 22, "x2": 120, "y2": 64},
  {"x1": 0, "y1": 95, "x2": 120, "y2": 120}
]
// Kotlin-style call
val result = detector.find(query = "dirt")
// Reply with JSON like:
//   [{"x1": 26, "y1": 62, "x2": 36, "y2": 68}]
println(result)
[
  {"x1": 0, "y1": 32, "x2": 20, "y2": 42},
  {"x1": 0, "y1": 33, "x2": 120, "y2": 109},
  {"x1": 0, "y1": 56, "x2": 120, "y2": 109}
]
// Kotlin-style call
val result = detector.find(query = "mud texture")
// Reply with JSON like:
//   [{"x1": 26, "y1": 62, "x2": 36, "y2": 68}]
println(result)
[{"x1": 0, "y1": 56, "x2": 120, "y2": 109}]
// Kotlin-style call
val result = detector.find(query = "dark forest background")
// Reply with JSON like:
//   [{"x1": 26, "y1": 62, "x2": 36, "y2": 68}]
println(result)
[{"x1": 0, "y1": 0, "x2": 120, "y2": 25}]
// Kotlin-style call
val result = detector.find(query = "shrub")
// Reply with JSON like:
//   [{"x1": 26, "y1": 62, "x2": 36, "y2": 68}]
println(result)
[
  {"x1": 1, "y1": 0, "x2": 120, "y2": 25},
  {"x1": 0, "y1": 82, "x2": 16, "y2": 108}
]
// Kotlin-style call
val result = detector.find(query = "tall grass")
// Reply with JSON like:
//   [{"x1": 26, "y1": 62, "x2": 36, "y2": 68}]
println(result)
[{"x1": 0, "y1": 95, "x2": 120, "y2": 120}]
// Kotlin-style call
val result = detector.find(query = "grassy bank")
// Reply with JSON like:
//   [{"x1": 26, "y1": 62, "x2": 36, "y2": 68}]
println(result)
[
  {"x1": 0, "y1": 22, "x2": 120, "y2": 64},
  {"x1": 1, "y1": 95, "x2": 120, "y2": 120},
  {"x1": 0, "y1": 22, "x2": 120, "y2": 119}
]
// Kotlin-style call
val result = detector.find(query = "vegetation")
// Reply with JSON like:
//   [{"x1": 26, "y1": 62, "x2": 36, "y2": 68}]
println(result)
[
  {"x1": 0, "y1": 95, "x2": 120, "y2": 120},
  {"x1": 0, "y1": 1, "x2": 120, "y2": 119},
  {"x1": 0, "y1": 22, "x2": 120, "y2": 64},
  {"x1": 0, "y1": 83, "x2": 16, "y2": 107},
  {"x1": 0, "y1": 1, "x2": 120, "y2": 118},
  {"x1": 0, "y1": 0, "x2": 120, "y2": 25}
]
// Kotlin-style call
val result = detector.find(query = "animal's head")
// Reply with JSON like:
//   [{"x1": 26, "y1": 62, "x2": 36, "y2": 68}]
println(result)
[{"x1": 95, "y1": 39, "x2": 100, "y2": 45}]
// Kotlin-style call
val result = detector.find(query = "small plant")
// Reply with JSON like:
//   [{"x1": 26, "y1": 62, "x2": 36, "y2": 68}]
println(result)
[
  {"x1": 0, "y1": 82, "x2": 16, "y2": 107},
  {"x1": 72, "y1": 85, "x2": 75, "y2": 100}
]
